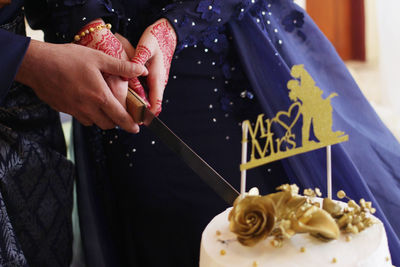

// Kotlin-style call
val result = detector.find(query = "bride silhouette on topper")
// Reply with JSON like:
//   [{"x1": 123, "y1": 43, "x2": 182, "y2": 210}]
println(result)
[
  {"x1": 240, "y1": 64, "x2": 348, "y2": 171},
  {"x1": 288, "y1": 65, "x2": 345, "y2": 146}
]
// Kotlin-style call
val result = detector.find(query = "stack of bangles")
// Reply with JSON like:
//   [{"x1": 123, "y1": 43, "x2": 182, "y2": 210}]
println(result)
[{"x1": 73, "y1": 23, "x2": 112, "y2": 42}]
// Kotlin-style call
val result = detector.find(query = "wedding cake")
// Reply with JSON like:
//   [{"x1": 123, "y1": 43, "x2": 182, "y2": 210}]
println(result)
[
  {"x1": 199, "y1": 186, "x2": 392, "y2": 267},
  {"x1": 199, "y1": 65, "x2": 393, "y2": 266}
]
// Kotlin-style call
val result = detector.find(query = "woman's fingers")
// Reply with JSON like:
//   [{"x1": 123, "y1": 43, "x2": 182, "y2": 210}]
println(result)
[
  {"x1": 129, "y1": 18, "x2": 177, "y2": 117},
  {"x1": 147, "y1": 61, "x2": 165, "y2": 115},
  {"x1": 131, "y1": 44, "x2": 152, "y2": 66},
  {"x1": 115, "y1": 33, "x2": 136, "y2": 59},
  {"x1": 128, "y1": 78, "x2": 150, "y2": 107},
  {"x1": 130, "y1": 44, "x2": 153, "y2": 107}
]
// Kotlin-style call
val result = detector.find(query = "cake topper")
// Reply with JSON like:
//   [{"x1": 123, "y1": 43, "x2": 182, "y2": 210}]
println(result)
[{"x1": 240, "y1": 64, "x2": 348, "y2": 198}]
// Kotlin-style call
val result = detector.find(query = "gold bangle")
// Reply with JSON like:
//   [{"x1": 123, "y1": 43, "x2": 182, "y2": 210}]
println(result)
[{"x1": 74, "y1": 23, "x2": 112, "y2": 42}]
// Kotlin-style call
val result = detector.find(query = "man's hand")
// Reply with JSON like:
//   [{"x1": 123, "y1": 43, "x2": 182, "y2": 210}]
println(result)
[
  {"x1": 15, "y1": 39, "x2": 147, "y2": 133},
  {"x1": 131, "y1": 18, "x2": 177, "y2": 116}
]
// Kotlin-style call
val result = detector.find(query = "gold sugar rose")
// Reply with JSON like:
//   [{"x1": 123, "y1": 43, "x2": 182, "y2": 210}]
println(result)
[{"x1": 228, "y1": 196, "x2": 276, "y2": 246}]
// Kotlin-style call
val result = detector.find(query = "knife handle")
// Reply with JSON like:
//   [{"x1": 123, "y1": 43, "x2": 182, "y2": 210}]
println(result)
[{"x1": 126, "y1": 87, "x2": 147, "y2": 123}]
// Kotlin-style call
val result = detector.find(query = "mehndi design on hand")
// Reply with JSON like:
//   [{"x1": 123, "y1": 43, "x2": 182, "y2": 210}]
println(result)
[{"x1": 150, "y1": 20, "x2": 176, "y2": 85}]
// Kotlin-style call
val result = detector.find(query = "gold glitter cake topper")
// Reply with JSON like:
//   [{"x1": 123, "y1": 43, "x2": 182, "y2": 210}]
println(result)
[{"x1": 240, "y1": 64, "x2": 348, "y2": 171}]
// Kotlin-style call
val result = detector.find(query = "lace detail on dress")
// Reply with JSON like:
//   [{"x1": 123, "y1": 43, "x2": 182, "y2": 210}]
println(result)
[
  {"x1": 196, "y1": 0, "x2": 222, "y2": 21},
  {"x1": 281, "y1": 9, "x2": 306, "y2": 41}
]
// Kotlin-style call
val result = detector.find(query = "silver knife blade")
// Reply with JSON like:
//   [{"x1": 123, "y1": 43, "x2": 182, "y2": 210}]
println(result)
[{"x1": 126, "y1": 88, "x2": 239, "y2": 205}]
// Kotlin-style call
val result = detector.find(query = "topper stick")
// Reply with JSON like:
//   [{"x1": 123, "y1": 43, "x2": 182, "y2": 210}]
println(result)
[
  {"x1": 327, "y1": 145, "x2": 332, "y2": 199},
  {"x1": 240, "y1": 122, "x2": 248, "y2": 199}
]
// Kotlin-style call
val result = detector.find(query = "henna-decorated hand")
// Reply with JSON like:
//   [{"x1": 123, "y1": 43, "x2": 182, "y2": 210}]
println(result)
[
  {"x1": 76, "y1": 19, "x2": 148, "y2": 132},
  {"x1": 131, "y1": 18, "x2": 177, "y2": 115},
  {"x1": 77, "y1": 19, "x2": 130, "y2": 108},
  {"x1": 114, "y1": 34, "x2": 151, "y2": 107}
]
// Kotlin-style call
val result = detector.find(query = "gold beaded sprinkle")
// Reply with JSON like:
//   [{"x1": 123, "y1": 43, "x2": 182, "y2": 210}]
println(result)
[
  {"x1": 359, "y1": 198, "x2": 366, "y2": 208},
  {"x1": 345, "y1": 235, "x2": 352, "y2": 242},
  {"x1": 337, "y1": 190, "x2": 346, "y2": 199},
  {"x1": 315, "y1": 188, "x2": 322, "y2": 197},
  {"x1": 270, "y1": 239, "x2": 281, "y2": 248},
  {"x1": 252, "y1": 261, "x2": 258, "y2": 267},
  {"x1": 385, "y1": 256, "x2": 390, "y2": 262},
  {"x1": 216, "y1": 230, "x2": 221, "y2": 236},
  {"x1": 220, "y1": 249, "x2": 226, "y2": 256},
  {"x1": 332, "y1": 257, "x2": 337, "y2": 263},
  {"x1": 300, "y1": 247, "x2": 306, "y2": 253}
]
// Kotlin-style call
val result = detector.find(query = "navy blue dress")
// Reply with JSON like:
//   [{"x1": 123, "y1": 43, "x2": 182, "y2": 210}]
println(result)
[
  {"x1": 0, "y1": 3, "x2": 74, "y2": 266},
  {"x1": 28, "y1": 0, "x2": 400, "y2": 266}
]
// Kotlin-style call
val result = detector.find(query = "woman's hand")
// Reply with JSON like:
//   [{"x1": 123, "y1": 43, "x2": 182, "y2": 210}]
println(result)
[
  {"x1": 76, "y1": 19, "x2": 131, "y2": 108},
  {"x1": 131, "y1": 18, "x2": 177, "y2": 115},
  {"x1": 115, "y1": 33, "x2": 151, "y2": 107},
  {"x1": 75, "y1": 19, "x2": 148, "y2": 131}
]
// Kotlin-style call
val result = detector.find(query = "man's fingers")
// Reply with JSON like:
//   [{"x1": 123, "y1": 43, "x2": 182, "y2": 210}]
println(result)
[
  {"x1": 105, "y1": 75, "x2": 128, "y2": 108},
  {"x1": 100, "y1": 53, "x2": 148, "y2": 78},
  {"x1": 74, "y1": 114, "x2": 93, "y2": 127},
  {"x1": 100, "y1": 87, "x2": 139, "y2": 133},
  {"x1": 90, "y1": 109, "x2": 116, "y2": 130}
]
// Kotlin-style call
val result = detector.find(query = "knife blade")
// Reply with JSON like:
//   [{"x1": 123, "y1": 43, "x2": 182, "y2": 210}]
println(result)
[{"x1": 126, "y1": 88, "x2": 239, "y2": 205}]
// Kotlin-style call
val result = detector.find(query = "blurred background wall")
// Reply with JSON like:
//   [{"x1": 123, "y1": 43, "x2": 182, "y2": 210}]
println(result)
[{"x1": 294, "y1": 0, "x2": 399, "y2": 139}]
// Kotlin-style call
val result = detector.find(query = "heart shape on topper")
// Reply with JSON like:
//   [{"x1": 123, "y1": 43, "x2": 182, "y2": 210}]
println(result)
[{"x1": 273, "y1": 102, "x2": 301, "y2": 132}]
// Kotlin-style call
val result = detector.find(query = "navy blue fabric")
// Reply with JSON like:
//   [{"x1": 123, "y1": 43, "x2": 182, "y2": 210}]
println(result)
[
  {"x1": 73, "y1": 44, "x2": 289, "y2": 266},
  {"x1": 0, "y1": 0, "x2": 23, "y2": 24},
  {"x1": 0, "y1": 8, "x2": 75, "y2": 267},
  {"x1": 24, "y1": 0, "x2": 118, "y2": 43},
  {"x1": 0, "y1": 29, "x2": 29, "y2": 103},
  {"x1": 229, "y1": 0, "x2": 400, "y2": 263}
]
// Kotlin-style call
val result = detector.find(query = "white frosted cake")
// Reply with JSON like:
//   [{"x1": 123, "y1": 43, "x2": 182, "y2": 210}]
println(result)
[{"x1": 200, "y1": 188, "x2": 392, "y2": 267}]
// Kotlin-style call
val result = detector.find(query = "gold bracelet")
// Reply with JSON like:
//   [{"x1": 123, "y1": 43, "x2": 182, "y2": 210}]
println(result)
[{"x1": 73, "y1": 23, "x2": 112, "y2": 42}]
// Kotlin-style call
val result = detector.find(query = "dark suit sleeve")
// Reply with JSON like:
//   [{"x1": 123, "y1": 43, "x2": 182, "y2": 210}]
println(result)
[{"x1": 0, "y1": 29, "x2": 30, "y2": 102}]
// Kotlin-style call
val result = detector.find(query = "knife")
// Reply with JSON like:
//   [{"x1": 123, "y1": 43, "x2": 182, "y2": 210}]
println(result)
[{"x1": 126, "y1": 87, "x2": 239, "y2": 205}]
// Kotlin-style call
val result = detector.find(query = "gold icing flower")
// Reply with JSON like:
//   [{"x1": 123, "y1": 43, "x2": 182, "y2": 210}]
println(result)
[{"x1": 228, "y1": 195, "x2": 275, "y2": 246}]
